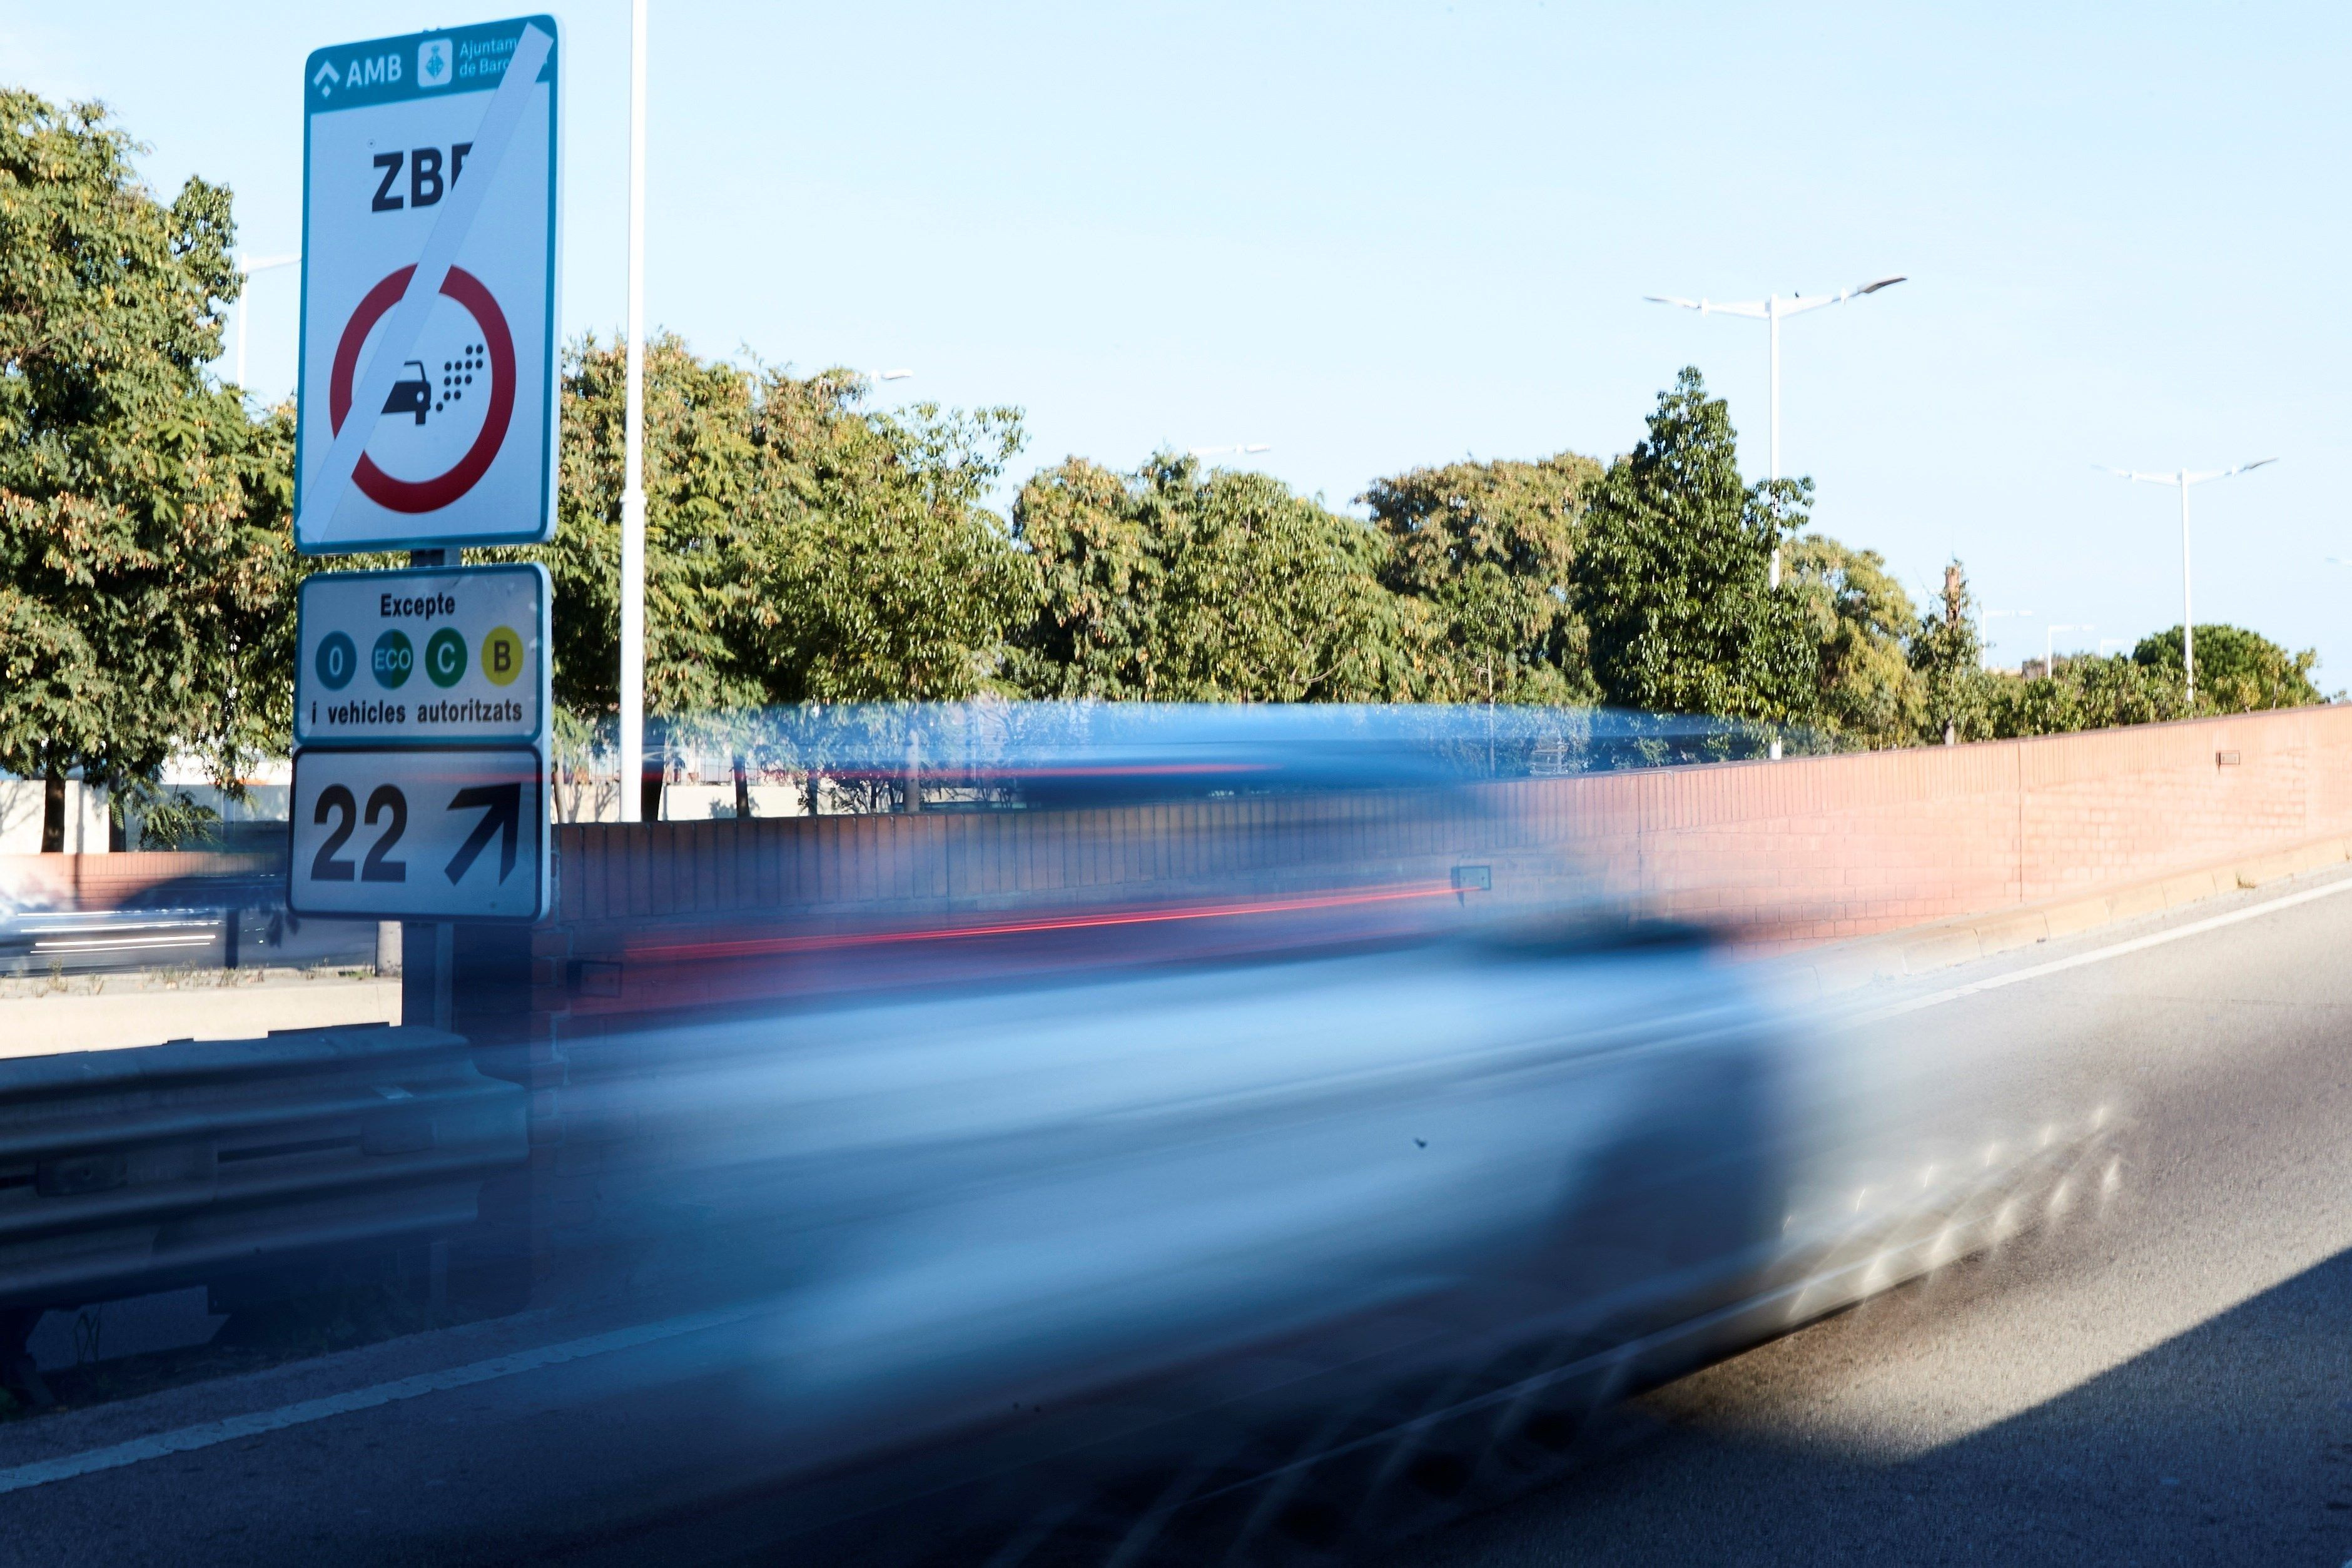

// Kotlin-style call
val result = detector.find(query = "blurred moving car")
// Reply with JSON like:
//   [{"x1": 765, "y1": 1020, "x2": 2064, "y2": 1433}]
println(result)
[
  {"x1": 504, "y1": 707, "x2": 2118, "y2": 1561},
  {"x1": 0, "y1": 865, "x2": 377, "y2": 977}
]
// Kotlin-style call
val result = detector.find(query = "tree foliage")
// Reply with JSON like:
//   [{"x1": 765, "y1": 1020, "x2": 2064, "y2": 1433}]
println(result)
[
  {"x1": 1362, "y1": 452, "x2": 1602, "y2": 704},
  {"x1": 1785, "y1": 534, "x2": 1921, "y2": 747},
  {"x1": 1981, "y1": 654, "x2": 2183, "y2": 737},
  {"x1": 2132, "y1": 624, "x2": 2324, "y2": 713},
  {"x1": 1905, "y1": 560, "x2": 1988, "y2": 744},
  {"x1": 739, "y1": 368, "x2": 1028, "y2": 704},
  {"x1": 0, "y1": 88, "x2": 295, "y2": 845},
  {"x1": 1576, "y1": 369, "x2": 1818, "y2": 726},
  {"x1": 1009, "y1": 453, "x2": 1446, "y2": 702},
  {"x1": 519, "y1": 335, "x2": 1029, "y2": 736}
]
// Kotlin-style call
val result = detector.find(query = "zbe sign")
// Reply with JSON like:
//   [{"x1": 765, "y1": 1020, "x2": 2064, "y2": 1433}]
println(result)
[{"x1": 295, "y1": 16, "x2": 560, "y2": 552}]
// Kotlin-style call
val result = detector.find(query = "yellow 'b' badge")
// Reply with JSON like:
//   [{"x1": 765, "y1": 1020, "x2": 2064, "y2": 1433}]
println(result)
[{"x1": 482, "y1": 625, "x2": 525, "y2": 687}]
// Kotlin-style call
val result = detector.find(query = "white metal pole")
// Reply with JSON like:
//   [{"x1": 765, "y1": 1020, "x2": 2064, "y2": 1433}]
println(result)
[
  {"x1": 1766, "y1": 296, "x2": 1782, "y2": 592},
  {"x1": 1764, "y1": 298, "x2": 1785, "y2": 762},
  {"x1": 618, "y1": 0, "x2": 649, "y2": 823},
  {"x1": 230, "y1": 255, "x2": 297, "y2": 398},
  {"x1": 2178, "y1": 473, "x2": 2194, "y2": 707}
]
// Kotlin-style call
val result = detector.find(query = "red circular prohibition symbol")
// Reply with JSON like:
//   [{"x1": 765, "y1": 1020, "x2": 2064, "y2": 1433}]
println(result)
[{"x1": 328, "y1": 265, "x2": 517, "y2": 513}]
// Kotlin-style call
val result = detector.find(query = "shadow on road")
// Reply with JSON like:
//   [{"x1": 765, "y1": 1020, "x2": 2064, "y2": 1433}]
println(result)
[{"x1": 1406, "y1": 1241, "x2": 2352, "y2": 1567}]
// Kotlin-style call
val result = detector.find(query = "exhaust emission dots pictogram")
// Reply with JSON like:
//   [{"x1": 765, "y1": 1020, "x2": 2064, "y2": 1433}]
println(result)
[
  {"x1": 329, "y1": 266, "x2": 515, "y2": 513},
  {"x1": 435, "y1": 341, "x2": 485, "y2": 417}
]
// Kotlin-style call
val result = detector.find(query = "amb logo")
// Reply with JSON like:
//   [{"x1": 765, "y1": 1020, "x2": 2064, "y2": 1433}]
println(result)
[{"x1": 311, "y1": 54, "x2": 403, "y2": 99}]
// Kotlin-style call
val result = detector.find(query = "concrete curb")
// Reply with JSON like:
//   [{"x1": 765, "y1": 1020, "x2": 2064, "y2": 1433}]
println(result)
[
  {"x1": 1787, "y1": 832, "x2": 2352, "y2": 998},
  {"x1": 0, "y1": 974, "x2": 402, "y2": 1060}
]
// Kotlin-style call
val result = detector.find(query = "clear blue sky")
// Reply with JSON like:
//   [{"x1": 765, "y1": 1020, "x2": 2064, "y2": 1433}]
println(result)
[{"x1": 8, "y1": 1, "x2": 2346, "y2": 680}]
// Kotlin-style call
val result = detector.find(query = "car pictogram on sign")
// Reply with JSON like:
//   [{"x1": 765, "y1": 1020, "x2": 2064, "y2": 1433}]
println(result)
[{"x1": 385, "y1": 360, "x2": 432, "y2": 425}]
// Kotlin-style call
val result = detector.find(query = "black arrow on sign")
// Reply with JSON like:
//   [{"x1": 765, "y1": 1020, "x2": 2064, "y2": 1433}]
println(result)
[{"x1": 445, "y1": 783, "x2": 521, "y2": 884}]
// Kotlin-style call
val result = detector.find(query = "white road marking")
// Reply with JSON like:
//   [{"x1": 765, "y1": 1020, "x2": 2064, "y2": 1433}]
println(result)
[
  {"x1": 1851, "y1": 871, "x2": 2352, "y2": 1024},
  {"x1": 0, "y1": 1303, "x2": 763, "y2": 1496}
]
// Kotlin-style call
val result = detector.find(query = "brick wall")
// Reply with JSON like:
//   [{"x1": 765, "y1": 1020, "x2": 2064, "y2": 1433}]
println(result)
[
  {"x1": 542, "y1": 704, "x2": 2352, "y2": 951},
  {"x1": 0, "y1": 851, "x2": 281, "y2": 912}
]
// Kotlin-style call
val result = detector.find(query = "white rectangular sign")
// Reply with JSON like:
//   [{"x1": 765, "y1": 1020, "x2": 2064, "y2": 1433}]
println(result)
[
  {"x1": 295, "y1": 16, "x2": 560, "y2": 554},
  {"x1": 289, "y1": 747, "x2": 547, "y2": 921},
  {"x1": 296, "y1": 564, "x2": 549, "y2": 747}
]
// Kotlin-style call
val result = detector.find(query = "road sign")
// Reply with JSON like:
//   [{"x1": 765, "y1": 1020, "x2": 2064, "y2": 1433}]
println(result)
[
  {"x1": 296, "y1": 564, "x2": 549, "y2": 748},
  {"x1": 289, "y1": 747, "x2": 547, "y2": 921},
  {"x1": 295, "y1": 16, "x2": 560, "y2": 554}
]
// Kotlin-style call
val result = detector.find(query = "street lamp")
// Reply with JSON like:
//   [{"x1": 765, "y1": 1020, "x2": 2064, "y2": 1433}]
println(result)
[
  {"x1": 1644, "y1": 275, "x2": 1905, "y2": 588},
  {"x1": 232, "y1": 251, "x2": 300, "y2": 393},
  {"x1": 1187, "y1": 443, "x2": 1272, "y2": 459},
  {"x1": 2099, "y1": 460, "x2": 2276, "y2": 704}
]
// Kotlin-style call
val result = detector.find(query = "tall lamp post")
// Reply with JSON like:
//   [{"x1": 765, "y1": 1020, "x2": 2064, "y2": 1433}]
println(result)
[
  {"x1": 2100, "y1": 460, "x2": 2276, "y2": 704},
  {"x1": 1644, "y1": 276, "x2": 1905, "y2": 587},
  {"x1": 231, "y1": 252, "x2": 300, "y2": 393},
  {"x1": 619, "y1": 0, "x2": 649, "y2": 821}
]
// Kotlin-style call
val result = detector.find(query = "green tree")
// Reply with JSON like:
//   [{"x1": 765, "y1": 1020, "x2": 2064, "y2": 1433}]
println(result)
[
  {"x1": 1574, "y1": 368, "x2": 1818, "y2": 726},
  {"x1": 1981, "y1": 654, "x2": 2182, "y2": 737},
  {"x1": 1907, "y1": 560, "x2": 1989, "y2": 744},
  {"x1": 522, "y1": 335, "x2": 1029, "y2": 731},
  {"x1": 1010, "y1": 453, "x2": 1444, "y2": 702},
  {"x1": 1361, "y1": 452, "x2": 1603, "y2": 704},
  {"x1": 0, "y1": 89, "x2": 295, "y2": 848},
  {"x1": 527, "y1": 333, "x2": 764, "y2": 726},
  {"x1": 2132, "y1": 624, "x2": 2325, "y2": 713},
  {"x1": 1785, "y1": 534, "x2": 1922, "y2": 747},
  {"x1": 736, "y1": 366, "x2": 1028, "y2": 704}
]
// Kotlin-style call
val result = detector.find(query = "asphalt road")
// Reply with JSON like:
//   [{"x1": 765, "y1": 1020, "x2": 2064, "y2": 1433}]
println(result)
[
  {"x1": 4, "y1": 867, "x2": 2350, "y2": 1566},
  {"x1": 1401, "y1": 866, "x2": 2352, "y2": 1568}
]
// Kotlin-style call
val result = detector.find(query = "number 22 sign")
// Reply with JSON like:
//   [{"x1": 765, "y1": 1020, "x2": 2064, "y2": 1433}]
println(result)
[{"x1": 289, "y1": 746, "x2": 545, "y2": 921}]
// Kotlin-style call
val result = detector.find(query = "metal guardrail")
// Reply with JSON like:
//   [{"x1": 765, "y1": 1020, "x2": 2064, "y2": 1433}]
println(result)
[{"x1": 0, "y1": 1023, "x2": 526, "y2": 1398}]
